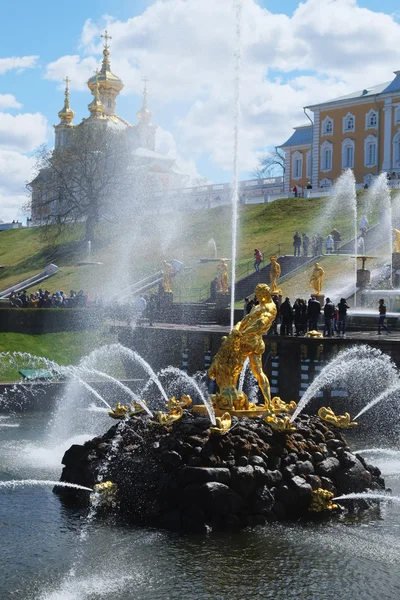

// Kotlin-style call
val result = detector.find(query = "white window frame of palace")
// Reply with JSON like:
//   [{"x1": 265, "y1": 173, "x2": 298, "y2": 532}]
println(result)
[
  {"x1": 292, "y1": 151, "x2": 303, "y2": 180},
  {"x1": 342, "y1": 138, "x2": 355, "y2": 169},
  {"x1": 343, "y1": 112, "x2": 355, "y2": 133},
  {"x1": 392, "y1": 131, "x2": 400, "y2": 168},
  {"x1": 365, "y1": 109, "x2": 378, "y2": 130},
  {"x1": 320, "y1": 178, "x2": 332, "y2": 188},
  {"x1": 320, "y1": 140, "x2": 333, "y2": 172},
  {"x1": 321, "y1": 116, "x2": 333, "y2": 136},
  {"x1": 364, "y1": 173, "x2": 375, "y2": 187},
  {"x1": 364, "y1": 134, "x2": 377, "y2": 167},
  {"x1": 395, "y1": 106, "x2": 400, "y2": 125}
]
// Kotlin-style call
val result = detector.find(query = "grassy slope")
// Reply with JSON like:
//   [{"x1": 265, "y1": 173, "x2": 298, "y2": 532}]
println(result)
[{"x1": 0, "y1": 192, "x2": 380, "y2": 302}]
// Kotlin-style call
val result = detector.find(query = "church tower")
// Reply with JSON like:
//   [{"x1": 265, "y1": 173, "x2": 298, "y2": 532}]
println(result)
[
  {"x1": 136, "y1": 79, "x2": 157, "y2": 151},
  {"x1": 54, "y1": 76, "x2": 75, "y2": 148},
  {"x1": 87, "y1": 30, "x2": 123, "y2": 117}
]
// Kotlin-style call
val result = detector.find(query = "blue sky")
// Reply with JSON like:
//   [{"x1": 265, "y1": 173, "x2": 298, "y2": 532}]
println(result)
[{"x1": 1, "y1": 0, "x2": 400, "y2": 220}]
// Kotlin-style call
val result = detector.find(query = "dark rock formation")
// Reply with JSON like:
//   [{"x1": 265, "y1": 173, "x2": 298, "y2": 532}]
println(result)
[{"x1": 55, "y1": 411, "x2": 386, "y2": 532}]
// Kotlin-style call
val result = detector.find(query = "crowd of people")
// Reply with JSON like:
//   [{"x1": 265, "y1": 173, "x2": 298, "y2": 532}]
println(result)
[
  {"x1": 293, "y1": 230, "x2": 342, "y2": 257},
  {"x1": 9, "y1": 289, "x2": 89, "y2": 308},
  {"x1": 244, "y1": 293, "x2": 351, "y2": 337}
]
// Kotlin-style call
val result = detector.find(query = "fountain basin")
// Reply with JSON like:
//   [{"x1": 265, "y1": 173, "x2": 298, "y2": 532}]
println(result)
[{"x1": 56, "y1": 409, "x2": 385, "y2": 533}]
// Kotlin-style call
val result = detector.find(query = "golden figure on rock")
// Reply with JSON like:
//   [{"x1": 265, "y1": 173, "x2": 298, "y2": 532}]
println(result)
[
  {"x1": 216, "y1": 259, "x2": 229, "y2": 294},
  {"x1": 270, "y1": 397, "x2": 297, "y2": 414},
  {"x1": 162, "y1": 261, "x2": 173, "y2": 293},
  {"x1": 310, "y1": 263, "x2": 325, "y2": 295},
  {"x1": 92, "y1": 481, "x2": 117, "y2": 505},
  {"x1": 210, "y1": 412, "x2": 232, "y2": 435},
  {"x1": 318, "y1": 406, "x2": 357, "y2": 429},
  {"x1": 269, "y1": 257, "x2": 281, "y2": 294},
  {"x1": 154, "y1": 395, "x2": 193, "y2": 426},
  {"x1": 309, "y1": 488, "x2": 338, "y2": 512},
  {"x1": 108, "y1": 403, "x2": 130, "y2": 419},
  {"x1": 393, "y1": 229, "x2": 400, "y2": 253},
  {"x1": 208, "y1": 283, "x2": 276, "y2": 410}
]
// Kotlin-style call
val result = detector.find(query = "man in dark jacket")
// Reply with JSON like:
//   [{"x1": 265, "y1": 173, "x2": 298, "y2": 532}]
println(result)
[
  {"x1": 337, "y1": 298, "x2": 350, "y2": 337},
  {"x1": 323, "y1": 298, "x2": 335, "y2": 337},
  {"x1": 307, "y1": 296, "x2": 321, "y2": 331},
  {"x1": 279, "y1": 297, "x2": 293, "y2": 335}
]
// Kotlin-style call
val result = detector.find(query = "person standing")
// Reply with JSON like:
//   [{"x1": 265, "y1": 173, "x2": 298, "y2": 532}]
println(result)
[
  {"x1": 337, "y1": 298, "x2": 350, "y2": 337},
  {"x1": 307, "y1": 295, "x2": 321, "y2": 331},
  {"x1": 378, "y1": 299, "x2": 391, "y2": 335},
  {"x1": 279, "y1": 297, "x2": 293, "y2": 336},
  {"x1": 292, "y1": 185, "x2": 298, "y2": 197},
  {"x1": 302, "y1": 233, "x2": 310, "y2": 257},
  {"x1": 270, "y1": 294, "x2": 280, "y2": 335},
  {"x1": 325, "y1": 234, "x2": 334, "y2": 254},
  {"x1": 293, "y1": 231, "x2": 301, "y2": 257},
  {"x1": 323, "y1": 297, "x2": 335, "y2": 337}
]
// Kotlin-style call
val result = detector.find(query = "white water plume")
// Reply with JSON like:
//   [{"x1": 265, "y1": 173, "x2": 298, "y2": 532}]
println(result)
[
  {"x1": 230, "y1": 0, "x2": 242, "y2": 329},
  {"x1": 334, "y1": 492, "x2": 400, "y2": 503},
  {"x1": 291, "y1": 345, "x2": 398, "y2": 421},
  {"x1": 354, "y1": 383, "x2": 400, "y2": 420},
  {"x1": 0, "y1": 479, "x2": 92, "y2": 492}
]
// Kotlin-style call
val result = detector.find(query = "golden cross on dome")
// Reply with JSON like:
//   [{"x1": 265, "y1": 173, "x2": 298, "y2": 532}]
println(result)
[
  {"x1": 93, "y1": 68, "x2": 100, "y2": 81},
  {"x1": 101, "y1": 30, "x2": 112, "y2": 49},
  {"x1": 63, "y1": 76, "x2": 71, "y2": 91},
  {"x1": 142, "y1": 76, "x2": 148, "y2": 92}
]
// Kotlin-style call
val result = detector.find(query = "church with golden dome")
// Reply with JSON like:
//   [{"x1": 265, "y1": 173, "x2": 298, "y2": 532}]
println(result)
[{"x1": 30, "y1": 31, "x2": 188, "y2": 224}]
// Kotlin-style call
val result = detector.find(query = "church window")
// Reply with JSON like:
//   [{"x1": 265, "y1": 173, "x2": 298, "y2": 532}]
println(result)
[
  {"x1": 322, "y1": 116, "x2": 333, "y2": 136},
  {"x1": 292, "y1": 151, "x2": 303, "y2": 180},
  {"x1": 342, "y1": 138, "x2": 355, "y2": 169},
  {"x1": 343, "y1": 112, "x2": 355, "y2": 133},
  {"x1": 306, "y1": 150, "x2": 311, "y2": 178},
  {"x1": 395, "y1": 107, "x2": 400, "y2": 124},
  {"x1": 366, "y1": 109, "x2": 378, "y2": 129},
  {"x1": 392, "y1": 131, "x2": 400, "y2": 167},
  {"x1": 364, "y1": 135, "x2": 377, "y2": 167},
  {"x1": 320, "y1": 178, "x2": 332, "y2": 188}
]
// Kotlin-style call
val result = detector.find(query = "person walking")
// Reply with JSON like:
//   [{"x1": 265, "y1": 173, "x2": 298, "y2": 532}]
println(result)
[
  {"x1": 378, "y1": 299, "x2": 391, "y2": 335},
  {"x1": 279, "y1": 297, "x2": 293, "y2": 336},
  {"x1": 337, "y1": 298, "x2": 350, "y2": 337},
  {"x1": 292, "y1": 185, "x2": 298, "y2": 198},
  {"x1": 323, "y1": 297, "x2": 335, "y2": 337},
  {"x1": 293, "y1": 231, "x2": 301, "y2": 257},
  {"x1": 253, "y1": 249, "x2": 263, "y2": 272}
]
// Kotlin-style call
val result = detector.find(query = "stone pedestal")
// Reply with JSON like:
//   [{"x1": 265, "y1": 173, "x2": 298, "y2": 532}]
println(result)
[
  {"x1": 216, "y1": 293, "x2": 230, "y2": 308},
  {"x1": 357, "y1": 269, "x2": 371, "y2": 289},
  {"x1": 311, "y1": 293, "x2": 325, "y2": 307},
  {"x1": 393, "y1": 253, "x2": 400, "y2": 270}
]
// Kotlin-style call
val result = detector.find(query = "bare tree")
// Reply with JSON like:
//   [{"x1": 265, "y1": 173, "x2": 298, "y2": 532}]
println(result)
[
  {"x1": 252, "y1": 147, "x2": 285, "y2": 179},
  {"x1": 27, "y1": 125, "x2": 145, "y2": 241}
]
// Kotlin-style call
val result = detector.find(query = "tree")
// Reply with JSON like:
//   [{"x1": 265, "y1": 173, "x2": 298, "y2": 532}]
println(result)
[
  {"x1": 252, "y1": 147, "x2": 285, "y2": 179},
  {"x1": 27, "y1": 125, "x2": 146, "y2": 241}
]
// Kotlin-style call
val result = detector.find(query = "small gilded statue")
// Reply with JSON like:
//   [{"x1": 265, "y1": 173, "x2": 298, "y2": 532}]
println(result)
[
  {"x1": 310, "y1": 262, "x2": 325, "y2": 295},
  {"x1": 269, "y1": 256, "x2": 281, "y2": 294},
  {"x1": 393, "y1": 229, "x2": 400, "y2": 253},
  {"x1": 318, "y1": 406, "x2": 357, "y2": 429},
  {"x1": 208, "y1": 283, "x2": 277, "y2": 409},
  {"x1": 162, "y1": 261, "x2": 173, "y2": 293},
  {"x1": 216, "y1": 259, "x2": 229, "y2": 294}
]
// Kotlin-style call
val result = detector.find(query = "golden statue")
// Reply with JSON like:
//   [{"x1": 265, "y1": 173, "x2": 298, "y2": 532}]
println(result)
[
  {"x1": 309, "y1": 488, "x2": 338, "y2": 512},
  {"x1": 153, "y1": 395, "x2": 192, "y2": 426},
  {"x1": 216, "y1": 259, "x2": 229, "y2": 294},
  {"x1": 310, "y1": 262, "x2": 325, "y2": 295},
  {"x1": 108, "y1": 403, "x2": 129, "y2": 419},
  {"x1": 208, "y1": 283, "x2": 277, "y2": 410},
  {"x1": 393, "y1": 229, "x2": 400, "y2": 253},
  {"x1": 210, "y1": 412, "x2": 232, "y2": 435},
  {"x1": 269, "y1": 257, "x2": 281, "y2": 294},
  {"x1": 270, "y1": 396, "x2": 297, "y2": 414},
  {"x1": 264, "y1": 412, "x2": 296, "y2": 432},
  {"x1": 162, "y1": 261, "x2": 173, "y2": 293},
  {"x1": 318, "y1": 406, "x2": 357, "y2": 429},
  {"x1": 92, "y1": 481, "x2": 117, "y2": 505}
]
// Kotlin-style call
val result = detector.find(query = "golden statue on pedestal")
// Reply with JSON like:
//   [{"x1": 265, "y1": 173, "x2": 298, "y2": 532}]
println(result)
[
  {"x1": 318, "y1": 406, "x2": 357, "y2": 429},
  {"x1": 162, "y1": 261, "x2": 173, "y2": 293},
  {"x1": 208, "y1": 283, "x2": 276, "y2": 409},
  {"x1": 309, "y1": 488, "x2": 338, "y2": 512},
  {"x1": 310, "y1": 262, "x2": 325, "y2": 295},
  {"x1": 393, "y1": 229, "x2": 400, "y2": 253},
  {"x1": 216, "y1": 259, "x2": 229, "y2": 294},
  {"x1": 269, "y1": 257, "x2": 281, "y2": 294}
]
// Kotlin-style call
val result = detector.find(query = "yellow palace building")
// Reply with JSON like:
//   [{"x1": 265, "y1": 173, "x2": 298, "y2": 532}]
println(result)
[{"x1": 280, "y1": 70, "x2": 400, "y2": 194}]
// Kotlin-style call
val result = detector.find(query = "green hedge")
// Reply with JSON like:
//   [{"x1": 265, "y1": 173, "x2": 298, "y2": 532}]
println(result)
[{"x1": 0, "y1": 308, "x2": 102, "y2": 334}]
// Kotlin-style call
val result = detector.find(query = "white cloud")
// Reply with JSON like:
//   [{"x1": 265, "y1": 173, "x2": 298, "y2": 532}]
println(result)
[
  {"x1": 0, "y1": 94, "x2": 22, "y2": 110},
  {"x1": 0, "y1": 150, "x2": 36, "y2": 221},
  {"x1": 0, "y1": 112, "x2": 48, "y2": 153},
  {"x1": 0, "y1": 56, "x2": 38, "y2": 75},
  {"x1": 38, "y1": 0, "x2": 400, "y2": 178}
]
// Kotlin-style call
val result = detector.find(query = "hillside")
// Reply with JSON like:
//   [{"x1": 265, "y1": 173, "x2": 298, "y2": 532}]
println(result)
[{"x1": 0, "y1": 193, "x2": 382, "y2": 303}]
